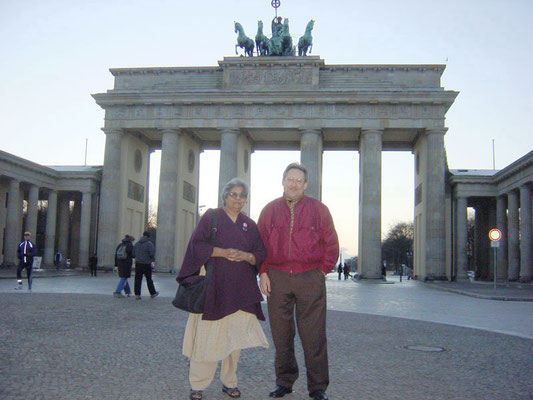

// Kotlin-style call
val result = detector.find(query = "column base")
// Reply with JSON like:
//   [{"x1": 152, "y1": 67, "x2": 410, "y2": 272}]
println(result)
[
  {"x1": 423, "y1": 275, "x2": 449, "y2": 282},
  {"x1": 354, "y1": 274, "x2": 391, "y2": 283}
]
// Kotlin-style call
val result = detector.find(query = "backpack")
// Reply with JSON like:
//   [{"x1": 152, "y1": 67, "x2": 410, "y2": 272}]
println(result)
[{"x1": 116, "y1": 243, "x2": 128, "y2": 260}]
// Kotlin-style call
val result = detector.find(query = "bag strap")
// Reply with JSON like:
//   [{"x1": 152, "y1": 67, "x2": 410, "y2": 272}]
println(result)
[{"x1": 204, "y1": 209, "x2": 218, "y2": 280}]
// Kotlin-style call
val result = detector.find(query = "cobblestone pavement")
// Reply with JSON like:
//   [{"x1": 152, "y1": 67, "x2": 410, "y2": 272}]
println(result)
[{"x1": 1, "y1": 271, "x2": 532, "y2": 399}]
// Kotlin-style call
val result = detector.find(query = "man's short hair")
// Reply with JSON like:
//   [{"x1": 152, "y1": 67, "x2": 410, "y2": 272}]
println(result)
[
  {"x1": 143, "y1": 231, "x2": 150, "y2": 237},
  {"x1": 282, "y1": 162, "x2": 308, "y2": 182},
  {"x1": 24, "y1": 232, "x2": 31, "y2": 236}
]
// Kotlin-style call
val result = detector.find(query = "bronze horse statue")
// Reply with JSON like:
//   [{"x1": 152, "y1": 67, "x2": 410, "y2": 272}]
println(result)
[
  {"x1": 255, "y1": 20, "x2": 269, "y2": 56},
  {"x1": 234, "y1": 22, "x2": 254, "y2": 57},
  {"x1": 298, "y1": 19, "x2": 314, "y2": 56}
]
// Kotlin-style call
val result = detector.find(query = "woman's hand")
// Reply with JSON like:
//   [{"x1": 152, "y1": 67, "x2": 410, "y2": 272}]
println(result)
[
  {"x1": 212, "y1": 247, "x2": 255, "y2": 264},
  {"x1": 259, "y1": 273, "x2": 271, "y2": 297},
  {"x1": 227, "y1": 249, "x2": 255, "y2": 264}
]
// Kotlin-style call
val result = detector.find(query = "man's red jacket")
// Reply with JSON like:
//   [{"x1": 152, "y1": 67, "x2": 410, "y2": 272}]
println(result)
[{"x1": 257, "y1": 195, "x2": 339, "y2": 275}]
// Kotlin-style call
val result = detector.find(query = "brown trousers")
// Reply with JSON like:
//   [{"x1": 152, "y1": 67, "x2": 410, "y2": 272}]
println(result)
[{"x1": 267, "y1": 268, "x2": 329, "y2": 393}]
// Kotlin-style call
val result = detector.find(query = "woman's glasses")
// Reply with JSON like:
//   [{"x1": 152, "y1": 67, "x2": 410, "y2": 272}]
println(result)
[{"x1": 228, "y1": 191, "x2": 247, "y2": 200}]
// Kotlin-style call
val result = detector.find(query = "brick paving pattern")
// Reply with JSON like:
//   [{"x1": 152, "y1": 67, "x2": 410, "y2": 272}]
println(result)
[{"x1": 1, "y1": 292, "x2": 532, "y2": 400}]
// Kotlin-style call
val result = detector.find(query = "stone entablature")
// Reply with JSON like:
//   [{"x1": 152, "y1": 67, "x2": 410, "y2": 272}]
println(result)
[
  {"x1": 0, "y1": 151, "x2": 101, "y2": 193},
  {"x1": 93, "y1": 57, "x2": 457, "y2": 153},
  {"x1": 109, "y1": 57, "x2": 447, "y2": 92},
  {"x1": 449, "y1": 150, "x2": 533, "y2": 196}
]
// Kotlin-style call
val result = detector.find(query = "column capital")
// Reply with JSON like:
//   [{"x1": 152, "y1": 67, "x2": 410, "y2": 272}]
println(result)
[
  {"x1": 219, "y1": 128, "x2": 240, "y2": 135},
  {"x1": 424, "y1": 128, "x2": 448, "y2": 136},
  {"x1": 299, "y1": 128, "x2": 323, "y2": 140},
  {"x1": 160, "y1": 128, "x2": 182, "y2": 135},
  {"x1": 360, "y1": 128, "x2": 384, "y2": 135},
  {"x1": 299, "y1": 127, "x2": 322, "y2": 133},
  {"x1": 101, "y1": 128, "x2": 123, "y2": 135}
]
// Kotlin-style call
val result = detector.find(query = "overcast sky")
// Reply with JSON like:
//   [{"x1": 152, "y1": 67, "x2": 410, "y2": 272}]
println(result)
[{"x1": 1, "y1": 0, "x2": 532, "y2": 258}]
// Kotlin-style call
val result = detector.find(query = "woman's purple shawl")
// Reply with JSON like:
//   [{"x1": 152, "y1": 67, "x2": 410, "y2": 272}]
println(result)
[{"x1": 177, "y1": 208, "x2": 267, "y2": 321}]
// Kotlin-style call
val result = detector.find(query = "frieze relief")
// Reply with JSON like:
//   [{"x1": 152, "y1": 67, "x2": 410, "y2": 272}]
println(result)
[
  {"x1": 106, "y1": 103, "x2": 444, "y2": 121},
  {"x1": 226, "y1": 68, "x2": 313, "y2": 88}
]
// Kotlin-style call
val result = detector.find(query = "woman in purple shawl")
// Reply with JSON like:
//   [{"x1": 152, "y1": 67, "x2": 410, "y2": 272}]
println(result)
[{"x1": 178, "y1": 178, "x2": 269, "y2": 400}]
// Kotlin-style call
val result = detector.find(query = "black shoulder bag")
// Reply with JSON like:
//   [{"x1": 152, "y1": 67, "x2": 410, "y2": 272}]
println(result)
[{"x1": 172, "y1": 209, "x2": 218, "y2": 313}]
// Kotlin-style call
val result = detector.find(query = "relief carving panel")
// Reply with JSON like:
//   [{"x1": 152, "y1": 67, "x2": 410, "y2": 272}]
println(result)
[
  {"x1": 105, "y1": 103, "x2": 445, "y2": 122},
  {"x1": 227, "y1": 68, "x2": 313, "y2": 88}
]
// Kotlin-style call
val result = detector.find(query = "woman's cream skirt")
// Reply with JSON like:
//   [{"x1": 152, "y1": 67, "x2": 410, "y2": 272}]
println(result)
[{"x1": 183, "y1": 309, "x2": 269, "y2": 362}]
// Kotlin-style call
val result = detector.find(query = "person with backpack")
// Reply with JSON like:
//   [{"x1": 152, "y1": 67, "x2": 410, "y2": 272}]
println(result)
[
  {"x1": 133, "y1": 231, "x2": 158, "y2": 300},
  {"x1": 113, "y1": 235, "x2": 134, "y2": 298}
]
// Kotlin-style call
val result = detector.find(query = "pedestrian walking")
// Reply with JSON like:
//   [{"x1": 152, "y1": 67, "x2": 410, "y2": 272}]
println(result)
[
  {"x1": 54, "y1": 251, "x2": 62, "y2": 269},
  {"x1": 337, "y1": 263, "x2": 342, "y2": 280},
  {"x1": 343, "y1": 262, "x2": 351, "y2": 280},
  {"x1": 133, "y1": 231, "x2": 158, "y2": 299},
  {"x1": 89, "y1": 253, "x2": 98, "y2": 277},
  {"x1": 177, "y1": 178, "x2": 269, "y2": 400},
  {"x1": 258, "y1": 163, "x2": 339, "y2": 400},
  {"x1": 113, "y1": 236, "x2": 134, "y2": 297},
  {"x1": 15, "y1": 232, "x2": 37, "y2": 291}
]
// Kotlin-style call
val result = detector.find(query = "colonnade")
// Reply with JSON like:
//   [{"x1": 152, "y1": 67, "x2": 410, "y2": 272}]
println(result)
[
  {"x1": 454, "y1": 184, "x2": 532, "y2": 282},
  {"x1": 91, "y1": 123, "x2": 448, "y2": 281},
  {"x1": 1, "y1": 178, "x2": 98, "y2": 268}
]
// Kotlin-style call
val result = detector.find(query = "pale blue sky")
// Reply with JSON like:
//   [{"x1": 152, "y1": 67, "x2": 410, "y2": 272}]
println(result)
[{"x1": 1, "y1": 0, "x2": 532, "y2": 258}]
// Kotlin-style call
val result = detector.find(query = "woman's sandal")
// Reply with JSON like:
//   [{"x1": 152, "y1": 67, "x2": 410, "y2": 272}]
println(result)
[
  {"x1": 189, "y1": 389, "x2": 203, "y2": 400},
  {"x1": 222, "y1": 385, "x2": 241, "y2": 398}
]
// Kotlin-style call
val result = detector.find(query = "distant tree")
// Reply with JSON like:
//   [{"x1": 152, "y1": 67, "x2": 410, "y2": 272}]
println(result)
[
  {"x1": 381, "y1": 222, "x2": 414, "y2": 271},
  {"x1": 147, "y1": 205, "x2": 157, "y2": 229},
  {"x1": 146, "y1": 205, "x2": 158, "y2": 245}
]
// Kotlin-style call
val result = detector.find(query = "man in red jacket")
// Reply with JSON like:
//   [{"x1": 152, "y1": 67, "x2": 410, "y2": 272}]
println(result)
[{"x1": 258, "y1": 163, "x2": 339, "y2": 400}]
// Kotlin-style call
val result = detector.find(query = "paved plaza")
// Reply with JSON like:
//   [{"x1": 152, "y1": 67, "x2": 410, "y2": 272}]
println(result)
[{"x1": 1, "y1": 270, "x2": 532, "y2": 399}]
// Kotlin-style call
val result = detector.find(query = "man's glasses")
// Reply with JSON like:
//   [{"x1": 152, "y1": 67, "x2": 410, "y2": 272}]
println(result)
[{"x1": 285, "y1": 177, "x2": 304, "y2": 186}]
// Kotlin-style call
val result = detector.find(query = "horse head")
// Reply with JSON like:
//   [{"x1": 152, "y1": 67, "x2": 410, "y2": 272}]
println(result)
[
  {"x1": 234, "y1": 22, "x2": 242, "y2": 34},
  {"x1": 258, "y1": 20, "x2": 263, "y2": 31},
  {"x1": 306, "y1": 20, "x2": 315, "y2": 33}
]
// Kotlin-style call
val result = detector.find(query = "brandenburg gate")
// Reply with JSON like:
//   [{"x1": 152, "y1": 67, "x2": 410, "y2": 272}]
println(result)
[{"x1": 92, "y1": 56, "x2": 458, "y2": 279}]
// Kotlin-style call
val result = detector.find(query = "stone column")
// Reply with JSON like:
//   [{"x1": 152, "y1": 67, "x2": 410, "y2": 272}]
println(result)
[
  {"x1": 455, "y1": 196, "x2": 468, "y2": 279},
  {"x1": 474, "y1": 200, "x2": 491, "y2": 279},
  {"x1": 507, "y1": 190, "x2": 520, "y2": 280},
  {"x1": 424, "y1": 129, "x2": 447, "y2": 279},
  {"x1": 519, "y1": 185, "x2": 532, "y2": 282},
  {"x1": 300, "y1": 128, "x2": 323, "y2": 200},
  {"x1": 218, "y1": 128, "x2": 239, "y2": 206},
  {"x1": 26, "y1": 185, "x2": 39, "y2": 238},
  {"x1": 78, "y1": 191, "x2": 92, "y2": 268},
  {"x1": 57, "y1": 195, "x2": 70, "y2": 264},
  {"x1": 97, "y1": 129, "x2": 122, "y2": 267},
  {"x1": 358, "y1": 129, "x2": 382, "y2": 279},
  {"x1": 70, "y1": 198, "x2": 81, "y2": 266},
  {"x1": 145, "y1": 148, "x2": 154, "y2": 230},
  {"x1": 156, "y1": 129, "x2": 181, "y2": 270},
  {"x1": 4, "y1": 179, "x2": 21, "y2": 265},
  {"x1": 89, "y1": 193, "x2": 98, "y2": 255},
  {"x1": 496, "y1": 195, "x2": 508, "y2": 280},
  {"x1": 44, "y1": 190, "x2": 58, "y2": 266}
]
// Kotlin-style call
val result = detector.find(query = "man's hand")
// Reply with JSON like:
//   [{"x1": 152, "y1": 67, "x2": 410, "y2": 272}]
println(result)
[{"x1": 259, "y1": 273, "x2": 271, "y2": 297}]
